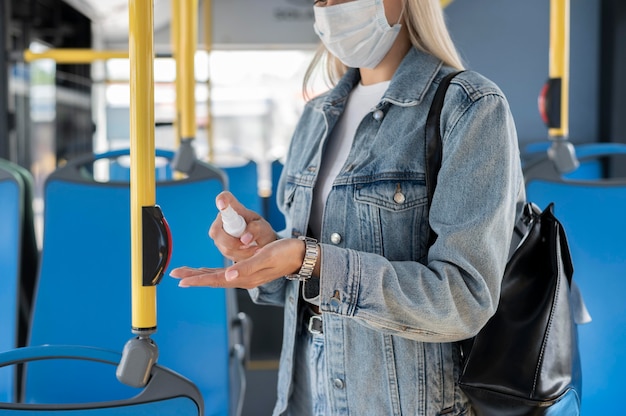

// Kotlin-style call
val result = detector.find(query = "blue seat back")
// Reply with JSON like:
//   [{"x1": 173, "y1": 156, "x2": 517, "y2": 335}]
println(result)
[
  {"x1": 102, "y1": 154, "x2": 264, "y2": 217},
  {"x1": 524, "y1": 143, "x2": 626, "y2": 414},
  {"x1": 221, "y1": 161, "x2": 262, "y2": 215},
  {"x1": 0, "y1": 164, "x2": 22, "y2": 402},
  {"x1": 0, "y1": 159, "x2": 36, "y2": 404},
  {"x1": 0, "y1": 345, "x2": 202, "y2": 415},
  {"x1": 267, "y1": 159, "x2": 285, "y2": 232},
  {"x1": 99, "y1": 149, "x2": 173, "y2": 182},
  {"x1": 24, "y1": 151, "x2": 233, "y2": 415}
]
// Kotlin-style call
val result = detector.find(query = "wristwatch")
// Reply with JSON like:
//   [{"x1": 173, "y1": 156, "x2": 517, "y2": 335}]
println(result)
[{"x1": 285, "y1": 236, "x2": 319, "y2": 281}]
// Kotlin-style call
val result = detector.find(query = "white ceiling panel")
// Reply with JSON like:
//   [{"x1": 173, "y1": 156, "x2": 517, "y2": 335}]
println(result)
[{"x1": 64, "y1": 0, "x2": 318, "y2": 51}]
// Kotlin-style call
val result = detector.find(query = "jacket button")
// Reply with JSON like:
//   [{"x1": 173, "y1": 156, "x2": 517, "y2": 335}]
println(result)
[
  {"x1": 393, "y1": 192, "x2": 406, "y2": 204},
  {"x1": 330, "y1": 232, "x2": 342, "y2": 244},
  {"x1": 332, "y1": 378, "x2": 345, "y2": 389},
  {"x1": 372, "y1": 110, "x2": 384, "y2": 121}
]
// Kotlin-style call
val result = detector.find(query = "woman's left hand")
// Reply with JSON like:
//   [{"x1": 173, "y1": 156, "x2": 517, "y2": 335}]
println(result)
[{"x1": 170, "y1": 237, "x2": 306, "y2": 289}]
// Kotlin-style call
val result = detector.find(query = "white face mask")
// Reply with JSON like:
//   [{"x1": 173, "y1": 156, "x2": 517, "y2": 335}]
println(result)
[{"x1": 313, "y1": 0, "x2": 402, "y2": 69}]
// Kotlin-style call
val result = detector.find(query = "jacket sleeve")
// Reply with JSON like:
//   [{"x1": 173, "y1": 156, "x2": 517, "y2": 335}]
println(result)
[{"x1": 318, "y1": 82, "x2": 525, "y2": 343}]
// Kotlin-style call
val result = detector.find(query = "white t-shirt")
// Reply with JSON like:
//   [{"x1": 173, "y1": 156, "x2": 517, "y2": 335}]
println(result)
[{"x1": 309, "y1": 80, "x2": 390, "y2": 240}]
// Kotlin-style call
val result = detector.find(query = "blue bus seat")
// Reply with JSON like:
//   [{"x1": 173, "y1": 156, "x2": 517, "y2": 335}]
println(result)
[
  {"x1": 101, "y1": 151, "x2": 262, "y2": 218},
  {"x1": 524, "y1": 142, "x2": 626, "y2": 414},
  {"x1": 220, "y1": 160, "x2": 262, "y2": 216},
  {"x1": 24, "y1": 150, "x2": 246, "y2": 415},
  {"x1": 93, "y1": 149, "x2": 173, "y2": 182},
  {"x1": 266, "y1": 159, "x2": 285, "y2": 232},
  {"x1": 0, "y1": 160, "x2": 38, "y2": 404},
  {"x1": 0, "y1": 163, "x2": 22, "y2": 403},
  {"x1": 0, "y1": 345, "x2": 202, "y2": 415}
]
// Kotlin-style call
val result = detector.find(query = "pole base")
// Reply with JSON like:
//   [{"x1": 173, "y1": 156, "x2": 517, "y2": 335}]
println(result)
[{"x1": 116, "y1": 336, "x2": 159, "y2": 388}]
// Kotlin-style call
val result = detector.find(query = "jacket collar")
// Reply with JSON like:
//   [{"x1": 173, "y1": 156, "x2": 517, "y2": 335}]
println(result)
[
  {"x1": 317, "y1": 47, "x2": 443, "y2": 109},
  {"x1": 382, "y1": 47, "x2": 443, "y2": 106}
]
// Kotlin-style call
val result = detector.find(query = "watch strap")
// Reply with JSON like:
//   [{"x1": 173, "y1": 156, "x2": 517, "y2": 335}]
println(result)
[{"x1": 285, "y1": 236, "x2": 319, "y2": 281}]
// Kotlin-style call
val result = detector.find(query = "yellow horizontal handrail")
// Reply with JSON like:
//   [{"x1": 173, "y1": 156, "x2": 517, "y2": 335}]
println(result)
[{"x1": 24, "y1": 48, "x2": 129, "y2": 63}]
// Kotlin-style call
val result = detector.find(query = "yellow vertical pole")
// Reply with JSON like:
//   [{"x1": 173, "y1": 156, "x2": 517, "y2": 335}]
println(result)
[
  {"x1": 171, "y1": 0, "x2": 198, "y2": 173},
  {"x1": 171, "y1": 0, "x2": 181, "y2": 147},
  {"x1": 203, "y1": 0, "x2": 214, "y2": 162},
  {"x1": 548, "y1": 0, "x2": 569, "y2": 138},
  {"x1": 179, "y1": 0, "x2": 198, "y2": 142},
  {"x1": 544, "y1": 0, "x2": 577, "y2": 172},
  {"x1": 129, "y1": 0, "x2": 157, "y2": 333}
]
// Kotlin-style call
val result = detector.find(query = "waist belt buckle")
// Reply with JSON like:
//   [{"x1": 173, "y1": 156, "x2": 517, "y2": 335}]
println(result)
[{"x1": 308, "y1": 314, "x2": 323, "y2": 335}]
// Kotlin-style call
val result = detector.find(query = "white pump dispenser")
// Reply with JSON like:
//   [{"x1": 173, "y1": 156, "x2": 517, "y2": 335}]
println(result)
[{"x1": 220, "y1": 204, "x2": 247, "y2": 238}]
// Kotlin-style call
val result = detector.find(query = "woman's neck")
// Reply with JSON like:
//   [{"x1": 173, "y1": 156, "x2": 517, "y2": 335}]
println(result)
[{"x1": 359, "y1": 28, "x2": 411, "y2": 86}]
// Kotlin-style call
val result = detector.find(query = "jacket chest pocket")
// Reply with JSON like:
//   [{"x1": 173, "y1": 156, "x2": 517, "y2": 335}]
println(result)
[
  {"x1": 282, "y1": 180, "x2": 313, "y2": 237},
  {"x1": 354, "y1": 180, "x2": 429, "y2": 262}
]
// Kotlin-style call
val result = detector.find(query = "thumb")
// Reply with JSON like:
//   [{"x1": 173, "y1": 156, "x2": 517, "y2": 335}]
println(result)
[{"x1": 216, "y1": 191, "x2": 243, "y2": 212}]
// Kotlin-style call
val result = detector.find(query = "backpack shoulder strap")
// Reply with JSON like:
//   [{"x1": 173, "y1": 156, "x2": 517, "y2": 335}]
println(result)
[{"x1": 425, "y1": 70, "x2": 464, "y2": 247}]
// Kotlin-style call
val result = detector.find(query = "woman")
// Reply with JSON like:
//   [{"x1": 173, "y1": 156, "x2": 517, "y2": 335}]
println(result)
[{"x1": 171, "y1": 0, "x2": 525, "y2": 414}]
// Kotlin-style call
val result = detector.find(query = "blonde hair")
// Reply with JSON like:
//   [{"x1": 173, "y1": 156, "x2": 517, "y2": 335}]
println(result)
[{"x1": 303, "y1": 0, "x2": 464, "y2": 98}]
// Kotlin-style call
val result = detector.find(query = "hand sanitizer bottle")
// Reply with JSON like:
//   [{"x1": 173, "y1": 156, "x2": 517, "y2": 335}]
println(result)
[{"x1": 220, "y1": 204, "x2": 247, "y2": 238}]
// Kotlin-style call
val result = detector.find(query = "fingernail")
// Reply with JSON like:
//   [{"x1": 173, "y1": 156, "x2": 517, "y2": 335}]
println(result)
[
  {"x1": 225, "y1": 269, "x2": 239, "y2": 281},
  {"x1": 240, "y1": 232, "x2": 254, "y2": 245},
  {"x1": 216, "y1": 199, "x2": 226, "y2": 211},
  {"x1": 178, "y1": 281, "x2": 189, "y2": 287}
]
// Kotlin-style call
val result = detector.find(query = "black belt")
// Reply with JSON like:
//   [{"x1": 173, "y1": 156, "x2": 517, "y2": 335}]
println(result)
[{"x1": 303, "y1": 305, "x2": 323, "y2": 335}]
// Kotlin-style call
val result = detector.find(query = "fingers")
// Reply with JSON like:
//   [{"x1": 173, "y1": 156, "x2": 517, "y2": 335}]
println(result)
[
  {"x1": 211, "y1": 191, "x2": 278, "y2": 258},
  {"x1": 226, "y1": 238, "x2": 305, "y2": 284},
  {"x1": 215, "y1": 191, "x2": 268, "y2": 231},
  {"x1": 215, "y1": 191, "x2": 256, "y2": 222},
  {"x1": 244, "y1": 217, "x2": 279, "y2": 247},
  {"x1": 169, "y1": 266, "x2": 221, "y2": 278},
  {"x1": 215, "y1": 191, "x2": 237, "y2": 212},
  {"x1": 169, "y1": 239, "x2": 301, "y2": 290},
  {"x1": 170, "y1": 266, "x2": 228, "y2": 288},
  {"x1": 170, "y1": 264, "x2": 258, "y2": 290},
  {"x1": 208, "y1": 209, "x2": 257, "y2": 262}
]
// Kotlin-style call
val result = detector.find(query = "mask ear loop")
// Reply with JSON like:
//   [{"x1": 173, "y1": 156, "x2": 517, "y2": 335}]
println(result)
[{"x1": 396, "y1": 0, "x2": 407, "y2": 26}]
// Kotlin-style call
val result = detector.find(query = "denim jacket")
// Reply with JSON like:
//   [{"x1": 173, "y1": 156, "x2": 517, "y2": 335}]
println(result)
[{"x1": 250, "y1": 47, "x2": 525, "y2": 416}]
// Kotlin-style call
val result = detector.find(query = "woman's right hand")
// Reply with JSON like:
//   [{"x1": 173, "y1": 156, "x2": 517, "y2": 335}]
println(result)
[{"x1": 209, "y1": 191, "x2": 278, "y2": 263}]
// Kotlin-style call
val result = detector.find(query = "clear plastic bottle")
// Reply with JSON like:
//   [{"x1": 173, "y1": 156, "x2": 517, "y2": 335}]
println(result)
[{"x1": 220, "y1": 204, "x2": 247, "y2": 238}]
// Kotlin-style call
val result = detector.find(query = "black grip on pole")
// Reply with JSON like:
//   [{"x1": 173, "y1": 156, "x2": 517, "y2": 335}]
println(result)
[
  {"x1": 539, "y1": 78, "x2": 562, "y2": 129},
  {"x1": 142, "y1": 205, "x2": 172, "y2": 286}
]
